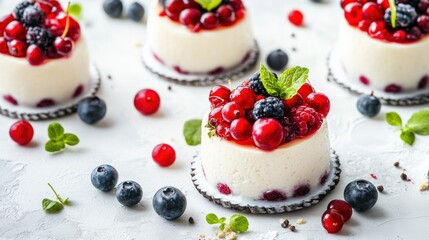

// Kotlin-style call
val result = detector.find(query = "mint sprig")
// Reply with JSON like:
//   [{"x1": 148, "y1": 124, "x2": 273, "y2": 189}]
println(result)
[
  {"x1": 45, "y1": 122, "x2": 79, "y2": 152},
  {"x1": 42, "y1": 183, "x2": 69, "y2": 213},
  {"x1": 260, "y1": 64, "x2": 309, "y2": 100},
  {"x1": 206, "y1": 213, "x2": 249, "y2": 233},
  {"x1": 69, "y1": 3, "x2": 82, "y2": 20},
  {"x1": 194, "y1": 0, "x2": 222, "y2": 11},
  {"x1": 386, "y1": 109, "x2": 429, "y2": 146},
  {"x1": 183, "y1": 119, "x2": 202, "y2": 146},
  {"x1": 388, "y1": 0, "x2": 396, "y2": 28}
]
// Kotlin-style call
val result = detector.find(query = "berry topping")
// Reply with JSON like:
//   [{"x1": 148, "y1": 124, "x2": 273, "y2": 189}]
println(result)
[
  {"x1": 357, "y1": 92, "x2": 381, "y2": 118},
  {"x1": 230, "y1": 86, "x2": 256, "y2": 109},
  {"x1": 4, "y1": 21, "x2": 27, "y2": 41},
  {"x1": 26, "y1": 27, "x2": 54, "y2": 50},
  {"x1": 306, "y1": 92, "x2": 331, "y2": 117},
  {"x1": 362, "y1": 2, "x2": 383, "y2": 21},
  {"x1": 291, "y1": 105, "x2": 323, "y2": 137},
  {"x1": 321, "y1": 209, "x2": 344, "y2": 234},
  {"x1": 134, "y1": 89, "x2": 161, "y2": 115},
  {"x1": 13, "y1": 1, "x2": 35, "y2": 23},
  {"x1": 221, "y1": 102, "x2": 245, "y2": 123},
  {"x1": 116, "y1": 181, "x2": 143, "y2": 207},
  {"x1": 77, "y1": 96, "x2": 107, "y2": 125},
  {"x1": 9, "y1": 120, "x2": 34, "y2": 146},
  {"x1": 327, "y1": 199, "x2": 353, "y2": 222},
  {"x1": 22, "y1": 5, "x2": 45, "y2": 27},
  {"x1": 297, "y1": 82, "x2": 315, "y2": 100},
  {"x1": 217, "y1": 183, "x2": 232, "y2": 195},
  {"x1": 208, "y1": 106, "x2": 223, "y2": 127},
  {"x1": 153, "y1": 186, "x2": 187, "y2": 220},
  {"x1": 103, "y1": 0, "x2": 124, "y2": 18},
  {"x1": 165, "y1": 0, "x2": 187, "y2": 21},
  {"x1": 292, "y1": 184, "x2": 310, "y2": 197},
  {"x1": 384, "y1": 3, "x2": 418, "y2": 28},
  {"x1": 216, "y1": 121, "x2": 232, "y2": 140},
  {"x1": 26, "y1": 44, "x2": 44, "y2": 65},
  {"x1": 8, "y1": 40, "x2": 28, "y2": 57},
  {"x1": 0, "y1": 37, "x2": 8, "y2": 54},
  {"x1": 179, "y1": 8, "x2": 202, "y2": 27},
  {"x1": 230, "y1": 118, "x2": 252, "y2": 141},
  {"x1": 283, "y1": 93, "x2": 303, "y2": 109},
  {"x1": 344, "y1": 179, "x2": 378, "y2": 212},
  {"x1": 252, "y1": 118, "x2": 284, "y2": 151},
  {"x1": 200, "y1": 12, "x2": 219, "y2": 29},
  {"x1": 252, "y1": 97, "x2": 285, "y2": 122},
  {"x1": 209, "y1": 85, "x2": 231, "y2": 107},
  {"x1": 249, "y1": 73, "x2": 269, "y2": 96},
  {"x1": 91, "y1": 165, "x2": 119, "y2": 192},
  {"x1": 217, "y1": 5, "x2": 236, "y2": 25},
  {"x1": 152, "y1": 143, "x2": 176, "y2": 167},
  {"x1": 288, "y1": 10, "x2": 304, "y2": 27},
  {"x1": 261, "y1": 190, "x2": 287, "y2": 202},
  {"x1": 127, "y1": 2, "x2": 145, "y2": 22},
  {"x1": 266, "y1": 49, "x2": 289, "y2": 71},
  {"x1": 344, "y1": 2, "x2": 363, "y2": 26}
]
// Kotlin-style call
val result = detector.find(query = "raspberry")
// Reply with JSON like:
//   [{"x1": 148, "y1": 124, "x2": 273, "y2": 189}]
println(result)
[
  {"x1": 13, "y1": 1, "x2": 35, "y2": 23},
  {"x1": 252, "y1": 97, "x2": 285, "y2": 121},
  {"x1": 26, "y1": 27, "x2": 54, "y2": 50},
  {"x1": 249, "y1": 72, "x2": 269, "y2": 96},
  {"x1": 291, "y1": 106, "x2": 323, "y2": 137},
  {"x1": 282, "y1": 116, "x2": 297, "y2": 143},
  {"x1": 22, "y1": 5, "x2": 45, "y2": 27}
]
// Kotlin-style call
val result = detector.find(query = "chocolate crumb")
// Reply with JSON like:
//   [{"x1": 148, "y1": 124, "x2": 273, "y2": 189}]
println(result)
[
  {"x1": 168, "y1": 85, "x2": 172, "y2": 91},
  {"x1": 291, "y1": 33, "x2": 296, "y2": 38},
  {"x1": 107, "y1": 75, "x2": 112, "y2": 80},
  {"x1": 377, "y1": 185, "x2": 384, "y2": 192},
  {"x1": 401, "y1": 173, "x2": 407, "y2": 181},
  {"x1": 290, "y1": 225, "x2": 296, "y2": 232},
  {"x1": 188, "y1": 217, "x2": 194, "y2": 224},
  {"x1": 292, "y1": 47, "x2": 297, "y2": 52},
  {"x1": 281, "y1": 219, "x2": 289, "y2": 228},
  {"x1": 394, "y1": 162, "x2": 400, "y2": 168}
]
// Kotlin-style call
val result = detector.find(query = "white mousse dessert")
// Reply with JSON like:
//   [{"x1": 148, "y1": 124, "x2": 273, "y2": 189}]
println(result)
[{"x1": 146, "y1": 0, "x2": 254, "y2": 74}]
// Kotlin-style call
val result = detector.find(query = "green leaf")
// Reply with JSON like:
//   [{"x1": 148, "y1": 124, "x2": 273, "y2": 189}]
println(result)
[
  {"x1": 48, "y1": 183, "x2": 69, "y2": 205},
  {"x1": 206, "y1": 213, "x2": 220, "y2": 224},
  {"x1": 406, "y1": 109, "x2": 429, "y2": 135},
  {"x1": 400, "y1": 130, "x2": 415, "y2": 146},
  {"x1": 260, "y1": 63, "x2": 282, "y2": 97},
  {"x1": 194, "y1": 0, "x2": 222, "y2": 11},
  {"x1": 183, "y1": 119, "x2": 202, "y2": 146},
  {"x1": 64, "y1": 133, "x2": 80, "y2": 146},
  {"x1": 388, "y1": 0, "x2": 396, "y2": 28},
  {"x1": 48, "y1": 122, "x2": 64, "y2": 140},
  {"x1": 69, "y1": 3, "x2": 82, "y2": 20},
  {"x1": 229, "y1": 214, "x2": 249, "y2": 233},
  {"x1": 386, "y1": 112, "x2": 402, "y2": 127},
  {"x1": 277, "y1": 66, "x2": 309, "y2": 100},
  {"x1": 45, "y1": 140, "x2": 65, "y2": 153},
  {"x1": 219, "y1": 223, "x2": 226, "y2": 231},
  {"x1": 42, "y1": 198, "x2": 64, "y2": 213},
  {"x1": 219, "y1": 217, "x2": 226, "y2": 223}
]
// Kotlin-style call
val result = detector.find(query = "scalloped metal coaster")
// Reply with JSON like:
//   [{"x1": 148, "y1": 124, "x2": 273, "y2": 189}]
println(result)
[
  {"x1": 190, "y1": 149, "x2": 341, "y2": 214},
  {"x1": 327, "y1": 50, "x2": 429, "y2": 106},
  {"x1": 141, "y1": 41, "x2": 260, "y2": 86},
  {"x1": 0, "y1": 63, "x2": 101, "y2": 121}
]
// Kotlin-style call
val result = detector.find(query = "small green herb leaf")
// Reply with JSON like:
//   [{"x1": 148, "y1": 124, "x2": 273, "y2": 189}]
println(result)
[
  {"x1": 386, "y1": 112, "x2": 402, "y2": 127},
  {"x1": 48, "y1": 183, "x2": 69, "y2": 205},
  {"x1": 219, "y1": 217, "x2": 226, "y2": 223},
  {"x1": 229, "y1": 214, "x2": 249, "y2": 233},
  {"x1": 64, "y1": 133, "x2": 80, "y2": 146},
  {"x1": 219, "y1": 223, "x2": 226, "y2": 231},
  {"x1": 69, "y1": 3, "x2": 82, "y2": 20},
  {"x1": 42, "y1": 198, "x2": 64, "y2": 213},
  {"x1": 405, "y1": 109, "x2": 429, "y2": 135},
  {"x1": 183, "y1": 119, "x2": 202, "y2": 146},
  {"x1": 388, "y1": 0, "x2": 397, "y2": 28},
  {"x1": 45, "y1": 140, "x2": 65, "y2": 152},
  {"x1": 260, "y1": 63, "x2": 282, "y2": 97},
  {"x1": 400, "y1": 130, "x2": 415, "y2": 146},
  {"x1": 48, "y1": 122, "x2": 64, "y2": 140},
  {"x1": 206, "y1": 213, "x2": 220, "y2": 224},
  {"x1": 194, "y1": 0, "x2": 222, "y2": 11}
]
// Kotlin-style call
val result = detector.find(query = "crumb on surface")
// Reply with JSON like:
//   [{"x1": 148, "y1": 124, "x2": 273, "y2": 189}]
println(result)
[
  {"x1": 296, "y1": 218, "x2": 306, "y2": 225},
  {"x1": 419, "y1": 179, "x2": 429, "y2": 192}
]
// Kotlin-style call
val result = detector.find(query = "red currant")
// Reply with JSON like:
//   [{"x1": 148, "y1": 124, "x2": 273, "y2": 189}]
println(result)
[
  {"x1": 4, "y1": 20, "x2": 26, "y2": 41},
  {"x1": 392, "y1": 30, "x2": 407, "y2": 42},
  {"x1": 0, "y1": 37, "x2": 8, "y2": 54},
  {"x1": 230, "y1": 0, "x2": 245, "y2": 10},
  {"x1": 0, "y1": 14, "x2": 14, "y2": 36},
  {"x1": 54, "y1": 37, "x2": 73, "y2": 56},
  {"x1": 230, "y1": 118, "x2": 252, "y2": 141},
  {"x1": 134, "y1": 89, "x2": 161, "y2": 115},
  {"x1": 200, "y1": 12, "x2": 219, "y2": 29},
  {"x1": 179, "y1": 8, "x2": 202, "y2": 26},
  {"x1": 417, "y1": 15, "x2": 429, "y2": 33},
  {"x1": 252, "y1": 118, "x2": 284, "y2": 151},
  {"x1": 208, "y1": 106, "x2": 223, "y2": 127},
  {"x1": 327, "y1": 199, "x2": 353, "y2": 222},
  {"x1": 321, "y1": 209, "x2": 344, "y2": 234},
  {"x1": 184, "y1": 0, "x2": 201, "y2": 9},
  {"x1": 368, "y1": 20, "x2": 386, "y2": 39},
  {"x1": 288, "y1": 10, "x2": 304, "y2": 27},
  {"x1": 8, "y1": 40, "x2": 27, "y2": 57},
  {"x1": 377, "y1": 0, "x2": 390, "y2": 11},
  {"x1": 306, "y1": 92, "x2": 330, "y2": 117},
  {"x1": 358, "y1": 20, "x2": 371, "y2": 31},
  {"x1": 209, "y1": 85, "x2": 230, "y2": 107},
  {"x1": 221, "y1": 102, "x2": 245, "y2": 123},
  {"x1": 362, "y1": 2, "x2": 382, "y2": 21},
  {"x1": 216, "y1": 121, "x2": 232, "y2": 140},
  {"x1": 152, "y1": 143, "x2": 176, "y2": 167},
  {"x1": 9, "y1": 120, "x2": 34, "y2": 146},
  {"x1": 340, "y1": 0, "x2": 356, "y2": 8},
  {"x1": 217, "y1": 5, "x2": 236, "y2": 25},
  {"x1": 344, "y1": 2, "x2": 363, "y2": 26},
  {"x1": 297, "y1": 83, "x2": 314, "y2": 100},
  {"x1": 230, "y1": 86, "x2": 256, "y2": 109},
  {"x1": 284, "y1": 94, "x2": 303, "y2": 109},
  {"x1": 165, "y1": 0, "x2": 187, "y2": 21},
  {"x1": 27, "y1": 45, "x2": 44, "y2": 66}
]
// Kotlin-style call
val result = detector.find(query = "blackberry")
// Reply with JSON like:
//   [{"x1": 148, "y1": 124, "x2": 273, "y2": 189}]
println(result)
[
  {"x1": 252, "y1": 97, "x2": 285, "y2": 121},
  {"x1": 249, "y1": 72, "x2": 269, "y2": 96},
  {"x1": 384, "y1": 4, "x2": 418, "y2": 28},
  {"x1": 26, "y1": 27, "x2": 54, "y2": 50},
  {"x1": 13, "y1": 0, "x2": 35, "y2": 23},
  {"x1": 396, "y1": 0, "x2": 419, "y2": 7},
  {"x1": 22, "y1": 5, "x2": 45, "y2": 27}
]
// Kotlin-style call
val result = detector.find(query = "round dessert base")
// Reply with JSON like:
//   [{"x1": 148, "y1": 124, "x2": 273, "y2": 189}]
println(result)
[
  {"x1": 141, "y1": 41, "x2": 260, "y2": 86},
  {"x1": 190, "y1": 149, "x2": 341, "y2": 214},
  {"x1": 0, "y1": 63, "x2": 101, "y2": 121},
  {"x1": 327, "y1": 50, "x2": 429, "y2": 106}
]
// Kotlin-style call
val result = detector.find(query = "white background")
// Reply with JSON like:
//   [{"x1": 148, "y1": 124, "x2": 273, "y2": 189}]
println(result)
[{"x1": 0, "y1": 0, "x2": 429, "y2": 239}]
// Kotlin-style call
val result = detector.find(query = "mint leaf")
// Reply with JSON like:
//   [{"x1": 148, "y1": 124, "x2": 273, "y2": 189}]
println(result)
[
  {"x1": 260, "y1": 63, "x2": 282, "y2": 97},
  {"x1": 48, "y1": 122, "x2": 64, "y2": 140},
  {"x1": 388, "y1": 0, "x2": 396, "y2": 28},
  {"x1": 183, "y1": 119, "x2": 202, "y2": 146},
  {"x1": 69, "y1": 3, "x2": 82, "y2": 20},
  {"x1": 220, "y1": 223, "x2": 226, "y2": 231},
  {"x1": 229, "y1": 214, "x2": 249, "y2": 233},
  {"x1": 386, "y1": 112, "x2": 402, "y2": 127},
  {"x1": 406, "y1": 109, "x2": 429, "y2": 135},
  {"x1": 277, "y1": 66, "x2": 309, "y2": 100},
  {"x1": 45, "y1": 140, "x2": 65, "y2": 152},
  {"x1": 194, "y1": 0, "x2": 222, "y2": 11},
  {"x1": 206, "y1": 213, "x2": 220, "y2": 224},
  {"x1": 64, "y1": 133, "x2": 80, "y2": 146},
  {"x1": 48, "y1": 183, "x2": 69, "y2": 205},
  {"x1": 42, "y1": 198, "x2": 64, "y2": 213},
  {"x1": 400, "y1": 130, "x2": 415, "y2": 146},
  {"x1": 219, "y1": 217, "x2": 226, "y2": 223}
]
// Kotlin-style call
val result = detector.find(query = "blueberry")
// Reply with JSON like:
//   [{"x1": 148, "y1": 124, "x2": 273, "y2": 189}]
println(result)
[
  {"x1": 357, "y1": 93, "x2": 381, "y2": 118},
  {"x1": 127, "y1": 2, "x2": 145, "y2": 22},
  {"x1": 153, "y1": 186, "x2": 187, "y2": 220},
  {"x1": 22, "y1": 5, "x2": 45, "y2": 27},
  {"x1": 267, "y1": 49, "x2": 288, "y2": 71},
  {"x1": 344, "y1": 179, "x2": 378, "y2": 212},
  {"x1": 116, "y1": 181, "x2": 143, "y2": 206},
  {"x1": 103, "y1": 0, "x2": 123, "y2": 18},
  {"x1": 91, "y1": 164, "x2": 119, "y2": 192},
  {"x1": 77, "y1": 96, "x2": 107, "y2": 125}
]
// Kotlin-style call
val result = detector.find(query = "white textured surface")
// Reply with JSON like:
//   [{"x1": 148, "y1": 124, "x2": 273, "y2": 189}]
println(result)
[{"x1": 0, "y1": 0, "x2": 429, "y2": 240}]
